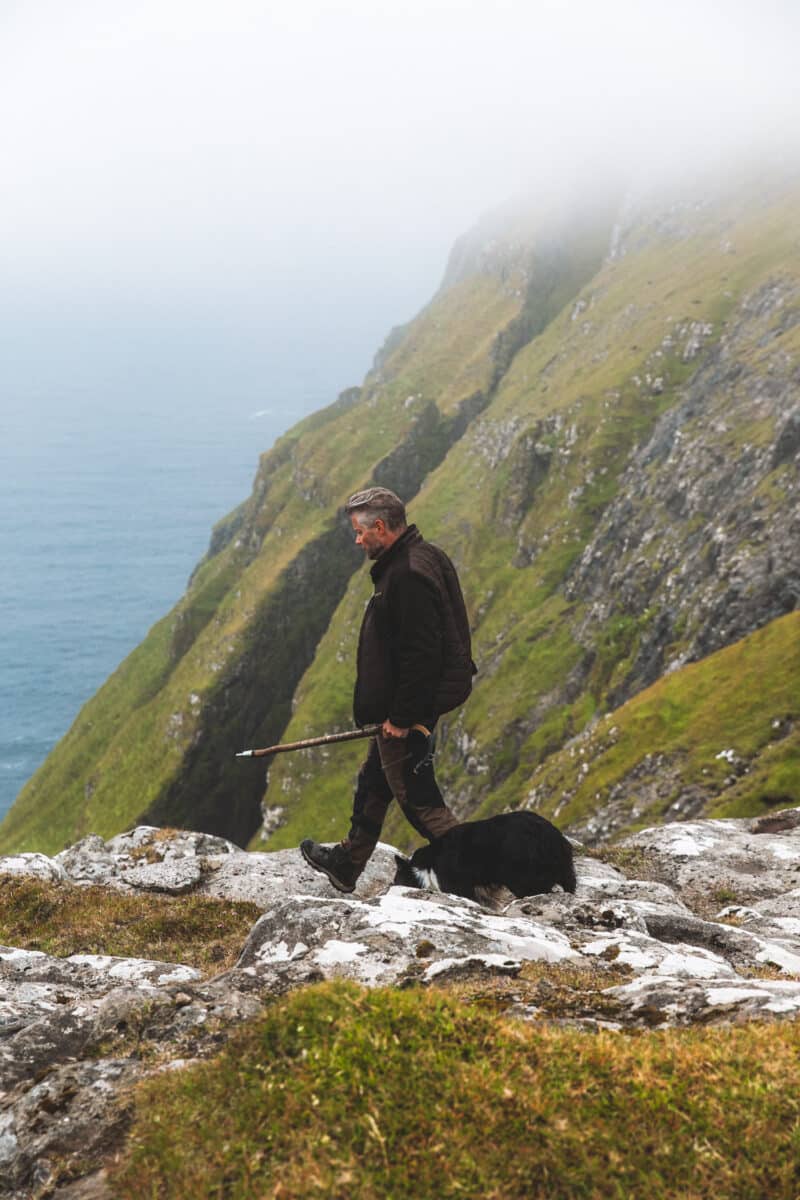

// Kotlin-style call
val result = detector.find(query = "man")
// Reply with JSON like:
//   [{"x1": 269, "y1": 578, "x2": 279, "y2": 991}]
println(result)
[{"x1": 301, "y1": 486, "x2": 475, "y2": 893}]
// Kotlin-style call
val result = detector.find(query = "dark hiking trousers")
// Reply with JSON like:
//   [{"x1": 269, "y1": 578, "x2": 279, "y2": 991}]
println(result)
[{"x1": 344, "y1": 727, "x2": 459, "y2": 873}]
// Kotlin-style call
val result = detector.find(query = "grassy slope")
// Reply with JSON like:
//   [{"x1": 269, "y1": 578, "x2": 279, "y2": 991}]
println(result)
[
  {"x1": 0, "y1": 274, "x2": 527, "y2": 855},
  {"x1": 262, "y1": 182, "x2": 800, "y2": 853},
  {"x1": 521, "y1": 610, "x2": 800, "y2": 833},
  {"x1": 111, "y1": 980, "x2": 800, "y2": 1200}
]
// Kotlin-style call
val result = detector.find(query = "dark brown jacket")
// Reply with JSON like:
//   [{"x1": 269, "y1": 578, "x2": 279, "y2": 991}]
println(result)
[{"x1": 353, "y1": 525, "x2": 475, "y2": 728}]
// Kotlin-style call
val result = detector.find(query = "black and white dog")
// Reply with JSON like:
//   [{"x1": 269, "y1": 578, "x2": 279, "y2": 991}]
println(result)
[{"x1": 393, "y1": 810, "x2": 576, "y2": 903}]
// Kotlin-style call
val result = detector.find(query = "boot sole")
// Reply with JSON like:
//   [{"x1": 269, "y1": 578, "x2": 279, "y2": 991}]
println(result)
[{"x1": 300, "y1": 840, "x2": 356, "y2": 893}]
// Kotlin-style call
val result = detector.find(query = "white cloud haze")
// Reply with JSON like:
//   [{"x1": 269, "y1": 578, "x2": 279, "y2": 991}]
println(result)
[{"x1": 2, "y1": 0, "x2": 799, "y2": 406}]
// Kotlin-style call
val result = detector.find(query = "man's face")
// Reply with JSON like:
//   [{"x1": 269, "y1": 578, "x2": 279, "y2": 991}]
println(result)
[{"x1": 351, "y1": 513, "x2": 385, "y2": 560}]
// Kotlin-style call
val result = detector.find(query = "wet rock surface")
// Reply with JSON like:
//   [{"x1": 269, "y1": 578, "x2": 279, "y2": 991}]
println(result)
[{"x1": 1, "y1": 814, "x2": 800, "y2": 1196}]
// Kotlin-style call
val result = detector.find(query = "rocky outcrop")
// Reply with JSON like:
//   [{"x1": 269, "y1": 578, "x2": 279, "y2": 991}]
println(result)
[
  {"x1": 567, "y1": 278, "x2": 800, "y2": 699},
  {"x1": 2, "y1": 814, "x2": 800, "y2": 1196}
]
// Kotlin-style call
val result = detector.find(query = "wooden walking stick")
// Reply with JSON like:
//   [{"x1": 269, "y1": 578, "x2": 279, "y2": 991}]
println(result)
[{"x1": 235, "y1": 724, "x2": 382, "y2": 759}]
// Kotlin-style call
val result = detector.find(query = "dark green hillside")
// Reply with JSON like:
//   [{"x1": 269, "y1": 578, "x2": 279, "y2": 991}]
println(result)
[{"x1": 2, "y1": 177, "x2": 798, "y2": 855}]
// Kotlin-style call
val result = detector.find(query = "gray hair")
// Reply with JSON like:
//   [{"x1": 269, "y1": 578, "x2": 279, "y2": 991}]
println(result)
[{"x1": 345, "y1": 486, "x2": 407, "y2": 531}]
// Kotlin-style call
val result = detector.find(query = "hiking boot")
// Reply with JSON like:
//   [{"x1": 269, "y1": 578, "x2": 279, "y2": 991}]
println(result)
[{"x1": 300, "y1": 839, "x2": 360, "y2": 894}]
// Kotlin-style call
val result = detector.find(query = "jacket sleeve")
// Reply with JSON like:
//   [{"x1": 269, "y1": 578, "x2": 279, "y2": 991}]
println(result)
[{"x1": 387, "y1": 571, "x2": 443, "y2": 728}]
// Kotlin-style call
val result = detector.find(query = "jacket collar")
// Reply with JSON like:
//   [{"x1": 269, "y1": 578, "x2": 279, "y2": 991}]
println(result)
[{"x1": 370, "y1": 524, "x2": 421, "y2": 582}]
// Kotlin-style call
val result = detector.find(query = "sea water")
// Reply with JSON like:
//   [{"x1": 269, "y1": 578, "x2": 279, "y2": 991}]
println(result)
[{"x1": 0, "y1": 385, "x2": 330, "y2": 826}]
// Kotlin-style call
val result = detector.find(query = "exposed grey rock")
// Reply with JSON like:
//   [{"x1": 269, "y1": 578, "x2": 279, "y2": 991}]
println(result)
[
  {"x1": 550, "y1": 278, "x2": 800, "y2": 836},
  {"x1": 606, "y1": 975, "x2": 800, "y2": 1028},
  {"x1": 53, "y1": 826, "x2": 240, "y2": 891},
  {"x1": 623, "y1": 815, "x2": 800, "y2": 903},
  {"x1": 772, "y1": 406, "x2": 800, "y2": 468},
  {"x1": 0, "y1": 950, "x2": 202, "y2": 1093},
  {"x1": 586, "y1": 281, "x2": 799, "y2": 659},
  {"x1": 237, "y1": 887, "x2": 578, "y2": 988},
  {"x1": 751, "y1": 806, "x2": 800, "y2": 834},
  {"x1": 53, "y1": 835, "x2": 117, "y2": 884},
  {"x1": 0, "y1": 969, "x2": 265, "y2": 1196},
  {"x1": 48, "y1": 825, "x2": 396, "y2": 905},
  {"x1": 118, "y1": 858, "x2": 204, "y2": 893},
  {"x1": 749, "y1": 889, "x2": 800, "y2": 920},
  {"x1": 580, "y1": 925, "x2": 738, "y2": 980},
  {"x1": 106, "y1": 827, "x2": 238, "y2": 859},
  {"x1": 572, "y1": 854, "x2": 627, "y2": 889},
  {"x1": 198, "y1": 841, "x2": 399, "y2": 905},
  {"x1": 45, "y1": 1170, "x2": 114, "y2": 1200},
  {"x1": 0, "y1": 854, "x2": 66, "y2": 883},
  {"x1": 1, "y1": 1058, "x2": 138, "y2": 1196}
]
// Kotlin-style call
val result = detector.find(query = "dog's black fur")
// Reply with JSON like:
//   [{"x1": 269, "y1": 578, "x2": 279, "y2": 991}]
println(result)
[{"x1": 393, "y1": 811, "x2": 576, "y2": 901}]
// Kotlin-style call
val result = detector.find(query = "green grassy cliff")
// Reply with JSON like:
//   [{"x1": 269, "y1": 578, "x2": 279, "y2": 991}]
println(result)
[
  {"x1": 2, "y1": 176, "x2": 798, "y2": 855},
  {"x1": 258, "y1": 176, "x2": 800, "y2": 853}
]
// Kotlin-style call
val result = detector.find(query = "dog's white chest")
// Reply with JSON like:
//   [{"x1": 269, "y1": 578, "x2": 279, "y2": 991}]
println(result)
[{"x1": 414, "y1": 866, "x2": 442, "y2": 893}]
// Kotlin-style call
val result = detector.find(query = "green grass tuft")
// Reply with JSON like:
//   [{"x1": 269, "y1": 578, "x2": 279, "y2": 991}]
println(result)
[{"x1": 111, "y1": 980, "x2": 800, "y2": 1199}]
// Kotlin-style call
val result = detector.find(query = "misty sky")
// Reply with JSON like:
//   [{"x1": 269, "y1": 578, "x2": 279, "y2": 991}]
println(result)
[{"x1": 3, "y1": 0, "x2": 800, "y2": 416}]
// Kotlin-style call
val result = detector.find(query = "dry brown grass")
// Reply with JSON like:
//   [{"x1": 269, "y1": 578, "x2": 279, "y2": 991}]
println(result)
[{"x1": 0, "y1": 875, "x2": 260, "y2": 974}]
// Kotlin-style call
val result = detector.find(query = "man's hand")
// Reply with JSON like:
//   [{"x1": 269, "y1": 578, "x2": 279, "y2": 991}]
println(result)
[{"x1": 381, "y1": 719, "x2": 409, "y2": 739}]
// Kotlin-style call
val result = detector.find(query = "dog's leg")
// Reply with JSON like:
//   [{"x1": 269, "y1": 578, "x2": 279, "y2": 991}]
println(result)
[{"x1": 473, "y1": 884, "x2": 515, "y2": 912}]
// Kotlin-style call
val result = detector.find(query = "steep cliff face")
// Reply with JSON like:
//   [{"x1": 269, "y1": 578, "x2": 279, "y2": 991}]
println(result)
[
  {"x1": 257, "y1": 177, "x2": 800, "y2": 854},
  {"x1": 2, "y1": 177, "x2": 798, "y2": 856},
  {"x1": 0, "y1": 200, "x2": 611, "y2": 853}
]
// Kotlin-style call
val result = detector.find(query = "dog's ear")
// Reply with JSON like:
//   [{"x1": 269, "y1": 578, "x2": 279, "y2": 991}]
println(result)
[{"x1": 393, "y1": 854, "x2": 417, "y2": 888}]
